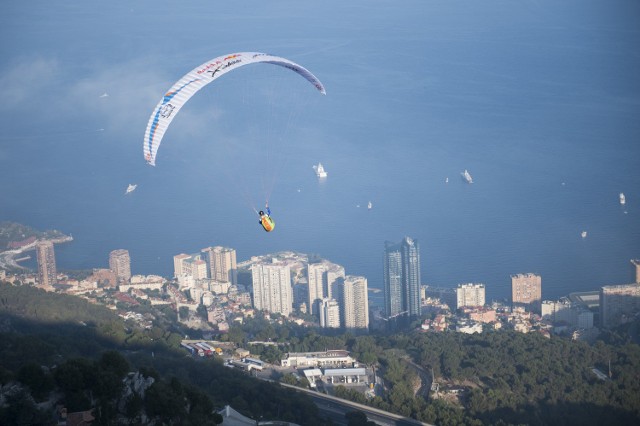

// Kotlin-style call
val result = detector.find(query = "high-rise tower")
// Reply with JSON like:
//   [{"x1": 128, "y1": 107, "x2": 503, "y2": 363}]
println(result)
[
  {"x1": 36, "y1": 240, "x2": 57, "y2": 287},
  {"x1": 109, "y1": 249, "x2": 131, "y2": 284},
  {"x1": 307, "y1": 262, "x2": 326, "y2": 316},
  {"x1": 307, "y1": 261, "x2": 345, "y2": 316},
  {"x1": 341, "y1": 275, "x2": 369, "y2": 331},
  {"x1": 251, "y1": 262, "x2": 292, "y2": 317},
  {"x1": 201, "y1": 246, "x2": 237, "y2": 284},
  {"x1": 383, "y1": 237, "x2": 421, "y2": 319},
  {"x1": 511, "y1": 273, "x2": 542, "y2": 313}
]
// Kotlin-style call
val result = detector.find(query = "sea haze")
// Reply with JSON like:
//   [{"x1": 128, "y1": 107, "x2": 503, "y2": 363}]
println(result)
[{"x1": 1, "y1": 0, "x2": 639, "y2": 303}]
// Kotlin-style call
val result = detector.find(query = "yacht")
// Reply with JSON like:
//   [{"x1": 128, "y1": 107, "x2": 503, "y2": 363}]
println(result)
[
  {"x1": 620, "y1": 193, "x2": 626, "y2": 205},
  {"x1": 125, "y1": 184, "x2": 137, "y2": 194},
  {"x1": 367, "y1": 201, "x2": 372, "y2": 210},
  {"x1": 313, "y1": 163, "x2": 327, "y2": 178},
  {"x1": 581, "y1": 231, "x2": 587, "y2": 238},
  {"x1": 462, "y1": 169, "x2": 473, "y2": 184}
]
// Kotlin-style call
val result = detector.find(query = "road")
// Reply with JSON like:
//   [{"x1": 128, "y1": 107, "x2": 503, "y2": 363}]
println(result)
[{"x1": 278, "y1": 382, "x2": 433, "y2": 426}]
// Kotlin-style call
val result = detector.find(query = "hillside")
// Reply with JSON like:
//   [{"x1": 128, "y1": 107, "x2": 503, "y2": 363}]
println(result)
[
  {"x1": 0, "y1": 282, "x2": 328, "y2": 425},
  {"x1": 0, "y1": 221, "x2": 67, "y2": 250}
]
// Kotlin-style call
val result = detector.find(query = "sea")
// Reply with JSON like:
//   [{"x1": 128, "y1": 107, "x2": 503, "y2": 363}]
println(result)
[{"x1": 2, "y1": 0, "x2": 639, "y2": 306}]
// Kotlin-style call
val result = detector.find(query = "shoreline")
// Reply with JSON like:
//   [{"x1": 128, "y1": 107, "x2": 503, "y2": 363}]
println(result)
[{"x1": 0, "y1": 235, "x2": 73, "y2": 271}]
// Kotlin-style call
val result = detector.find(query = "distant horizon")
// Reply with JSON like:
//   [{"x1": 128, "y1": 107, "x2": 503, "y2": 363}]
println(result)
[{"x1": 2, "y1": 1, "x2": 639, "y2": 305}]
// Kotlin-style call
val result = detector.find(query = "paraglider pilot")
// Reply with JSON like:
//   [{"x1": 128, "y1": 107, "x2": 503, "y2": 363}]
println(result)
[{"x1": 259, "y1": 204, "x2": 275, "y2": 232}]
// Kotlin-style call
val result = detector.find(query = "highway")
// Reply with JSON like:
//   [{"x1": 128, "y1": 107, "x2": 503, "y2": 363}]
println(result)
[{"x1": 278, "y1": 382, "x2": 432, "y2": 426}]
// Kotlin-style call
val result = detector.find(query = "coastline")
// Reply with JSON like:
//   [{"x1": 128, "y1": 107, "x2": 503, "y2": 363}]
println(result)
[{"x1": 0, "y1": 235, "x2": 73, "y2": 271}]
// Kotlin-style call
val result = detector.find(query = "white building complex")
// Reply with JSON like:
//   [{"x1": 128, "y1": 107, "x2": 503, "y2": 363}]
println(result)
[
  {"x1": 173, "y1": 253, "x2": 208, "y2": 283},
  {"x1": 541, "y1": 299, "x2": 594, "y2": 329},
  {"x1": 251, "y1": 262, "x2": 293, "y2": 317},
  {"x1": 118, "y1": 275, "x2": 165, "y2": 292},
  {"x1": 280, "y1": 350, "x2": 355, "y2": 368},
  {"x1": 456, "y1": 283, "x2": 486, "y2": 310}
]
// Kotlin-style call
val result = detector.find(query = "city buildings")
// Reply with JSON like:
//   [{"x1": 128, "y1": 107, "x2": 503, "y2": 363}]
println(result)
[
  {"x1": 191, "y1": 259, "x2": 208, "y2": 281},
  {"x1": 109, "y1": 249, "x2": 131, "y2": 284},
  {"x1": 511, "y1": 273, "x2": 542, "y2": 313},
  {"x1": 319, "y1": 298, "x2": 341, "y2": 328},
  {"x1": 173, "y1": 253, "x2": 192, "y2": 278},
  {"x1": 118, "y1": 274, "x2": 165, "y2": 292},
  {"x1": 280, "y1": 350, "x2": 355, "y2": 368},
  {"x1": 340, "y1": 275, "x2": 369, "y2": 331},
  {"x1": 173, "y1": 253, "x2": 207, "y2": 281},
  {"x1": 456, "y1": 283, "x2": 486, "y2": 310},
  {"x1": 307, "y1": 262, "x2": 326, "y2": 316},
  {"x1": 307, "y1": 261, "x2": 345, "y2": 316},
  {"x1": 326, "y1": 263, "x2": 346, "y2": 298},
  {"x1": 600, "y1": 283, "x2": 640, "y2": 328},
  {"x1": 251, "y1": 262, "x2": 293, "y2": 317},
  {"x1": 541, "y1": 299, "x2": 594, "y2": 330},
  {"x1": 383, "y1": 237, "x2": 421, "y2": 320},
  {"x1": 36, "y1": 240, "x2": 57, "y2": 287},
  {"x1": 201, "y1": 246, "x2": 237, "y2": 284}
]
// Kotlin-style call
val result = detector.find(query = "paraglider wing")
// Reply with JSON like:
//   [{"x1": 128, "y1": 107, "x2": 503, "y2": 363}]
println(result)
[{"x1": 143, "y1": 52, "x2": 326, "y2": 166}]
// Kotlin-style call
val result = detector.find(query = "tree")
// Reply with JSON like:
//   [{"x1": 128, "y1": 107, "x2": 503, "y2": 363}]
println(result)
[
  {"x1": 16, "y1": 362, "x2": 53, "y2": 402},
  {"x1": 0, "y1": 388, "x2": 50, "y2": 425},
  {"x1": 345, "y1": 410, "x2": 377, "y2": 425},
  {"x1": 99, "y1": 350, "x2": 130, "y2": 378}
]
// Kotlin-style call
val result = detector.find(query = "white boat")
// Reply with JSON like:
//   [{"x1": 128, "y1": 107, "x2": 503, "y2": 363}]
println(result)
[
  {"x1": 445, "y1": 177, "x2": 449, "y2": 183},
  {"x1": 125, "y1": 184, "x2": 137, "y2": 194},
  {"x1": 462, "y1": 169, "x2": 473, "y2": 184},
  {"x1": 367, "y1": 201, "x2": 372, "y2": 210},
  {"x1": 581, "y1": 231, "x2": 587, "y2": 238},
  {"x1": 313, "y1": 162, "x2": 327, "y2": 178},
  {"x1": 620, "y1": 193, "x2": 626, "y2": 205}
]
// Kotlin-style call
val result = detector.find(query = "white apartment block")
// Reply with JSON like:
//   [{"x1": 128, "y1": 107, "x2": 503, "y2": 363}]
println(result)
[
  {"x1": 319, "y1": 298, "x2": 341, "y2": 328},
  {"x1": 173, "y1": 253, "x2": 192, "y2": 278},
  {"x1": 251, "y1": 262, "x2": 293, "y2": 317},
  {"x1": 456, "y1": 283, "x2": 486, "y2": 309},
  {"x1": 307, "y1": 261, "x2": 345, "y2": 316},
  {"x1": 307, "y1": 263, "x2": 326, "y2": 316},
  {"x1": 342, "y1": 275, "x2": 369, "y2": 331},
  {"x1": 541, "y1": 299, "x2": 594, "y2": 329},
  {"x1": 202, "y1": 246, "x2": 237, "y2": 284}
]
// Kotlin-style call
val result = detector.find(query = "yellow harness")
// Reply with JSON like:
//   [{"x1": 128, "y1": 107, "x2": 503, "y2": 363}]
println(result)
[{"x1": 260, "y1": 215, "x2": 275, "y2": 232}]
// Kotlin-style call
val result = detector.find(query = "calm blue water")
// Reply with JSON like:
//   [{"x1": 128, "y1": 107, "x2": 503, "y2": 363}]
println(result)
[{"x1": 1, "y1": 1, "x2": 639, "y2": 304}]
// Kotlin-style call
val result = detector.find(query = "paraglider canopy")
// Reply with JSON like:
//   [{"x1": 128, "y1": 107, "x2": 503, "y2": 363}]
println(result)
[{"x1": 143, "y1": 52, "x2": 326, "y2": 166}]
